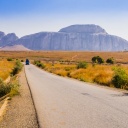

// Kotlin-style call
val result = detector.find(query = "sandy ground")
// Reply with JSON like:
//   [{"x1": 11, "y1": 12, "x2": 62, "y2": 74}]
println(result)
[{"x1": 0, "y1": 68, "x2": 39, "y2": 128}]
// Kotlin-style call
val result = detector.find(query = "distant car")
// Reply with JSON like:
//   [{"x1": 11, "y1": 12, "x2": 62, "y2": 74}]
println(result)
[{"x1": 26, "y1": 59, "x2": 30, "y2": 65}]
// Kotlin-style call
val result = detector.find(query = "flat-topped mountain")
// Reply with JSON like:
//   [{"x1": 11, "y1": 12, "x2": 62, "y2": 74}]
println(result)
[
  {"x1": 59, "y1": 24, "x2": 107, "y2": 34},
  {"x1": 12, "y1": 24, "x2": 128, "y2": 51},
  {"x1": 1, "y1": 24, "x2": 128, "y2": 51}
]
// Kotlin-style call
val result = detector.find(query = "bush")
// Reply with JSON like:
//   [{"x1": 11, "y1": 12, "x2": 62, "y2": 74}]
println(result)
[
  {"x1": 34, "y1": 60, "x2": 40, "y2": 65},
  {"x1": 112, "y1": 67, "x2": 128, "y2": 88},
  {"x1": 77, "y1": 62, "x2": 88, "y2": 69},
  {"x1": 0, "y1": 77, "x2": 20, "y2": 97},
  {"x1": 9, "y1": 78, "x2": 20, "y2": 96},
  {"x1": 11, "y1": 60, "x2": 23, "y2": 76},
  {"x1": 92, "y1": 56, "x2": 104, "y2": 64},
  {"x1": 0, "y1": 78, "x2": 11, "y2": 97},
  {"x1": 65, "y1": 67, "x2": 71, "y2": 71},
  {"x1": 34, "y1": 60, "x2": 45, "y2": 69},
  {"x1": 106, "y1": 58, "x2": 115, "y2": 64},
  {"x1": 7, "y1": 58, "x2": 13, "y2": 61},
  {"x1": 37, "y1": 63, "x2": 45, "y2": 69}
]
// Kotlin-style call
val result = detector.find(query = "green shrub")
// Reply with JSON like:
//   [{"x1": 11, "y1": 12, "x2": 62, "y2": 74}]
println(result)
[
  {"x1": 0, "y1": 77, "x2": 20, "y2": 98},
  {"x1": 11, "y1": 60, "x2": 23, "y2": 76},
  {"x1": 106, "y1": 58, "x2": 115, "y2": 64},
  {"x1": 0, "y1": 78, "x2": 11, "y2": 97},
  {"x1": 92, "y1": 56, "x2": 104, "y2": 64},
  {"x1": 34, "y1": 60, "x2": 40, "y2": 64},
  {"x1": 67, "y1": 72, "x2": 71, "y2": 77},
  {"x1": 7, "y1": 58, "x2": 13, "y2": 61},
  {"x1": 34, "y1": 60, "x2": 45, "y2": 69},
  {"x1": 65, "y1": 67, "x2": 71, "y2": 71},
  {"x1": 112, "y1": 67, "x2": 128, "y2": 88},
  {"x1": 9, "y1": 79, "x2": 20, "y2": 96},
  {"x1": 77, "y1": 62, "x2": 88, "y2": 69},
  {"x1": 37, "y1": 63, "x2": 45, "y2": 69}
]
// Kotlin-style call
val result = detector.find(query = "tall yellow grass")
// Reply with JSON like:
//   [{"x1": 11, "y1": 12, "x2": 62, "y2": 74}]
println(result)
[
  {"x1": 44, "y1": 63, "x2": 114, "y2": 86},
  {"x1": 44, "y1": 63, "x2": 76, "y2": 76},
  {"x1": 0, "y1": 60, "x2": 15, "y2": 80}
]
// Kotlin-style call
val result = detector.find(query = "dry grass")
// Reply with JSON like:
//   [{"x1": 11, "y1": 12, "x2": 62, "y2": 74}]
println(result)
[
  {"x1": 43, "y1": 62, "x2": 114, "y2": 86},
  {"x1": 43, "y1": 62, "x2": 128, "y2": 89},
  {"x1": 1, "y1": 51, "x2": 128, "y2": 63},
  {"x1": 0, "y1": 60, "x2": 15, "y2": 80},
  {"x1": 70, "y1": 65, "x2": 113, "y2": 86},
  {"x1": 44, "y1": 63, "x2": 76, "y2": 76},
  {"x1": 1, "y1": 51, "x2": 128, "y2": 88}
]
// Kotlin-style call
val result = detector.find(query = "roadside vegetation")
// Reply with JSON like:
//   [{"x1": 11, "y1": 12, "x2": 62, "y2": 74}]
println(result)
[
  {"x1": 33, "y1": 56, "x2": 128, "y2": 90},
  {"x1": 0, "y1": 60, "x2": 23, "y2": 98},
  {"x1": 11, "y1": 60, "x2": 23, "y2": 76},
  {"x1": 34, "y1": 60, "x2": 45, "y2": 69},
  {"x1": 0, "y1": 60, "x2": 15, "y2": 80}
]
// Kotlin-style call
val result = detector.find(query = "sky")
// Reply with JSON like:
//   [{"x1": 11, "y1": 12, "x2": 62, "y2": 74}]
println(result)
[{"x1": 0, "y1": 0, "x2": 128, "y2": 40}]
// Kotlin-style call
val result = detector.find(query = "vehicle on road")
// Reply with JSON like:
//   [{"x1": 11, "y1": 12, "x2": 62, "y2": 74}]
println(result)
[{"x1": 26, "y1": 59, "x2": 30, "y2": 65}]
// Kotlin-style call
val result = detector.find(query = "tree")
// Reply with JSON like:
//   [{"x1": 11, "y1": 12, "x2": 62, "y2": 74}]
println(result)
[
  {"x1": 92, "y1": 56, "x2": 104, "y2": 64},
  {"x1": 106, "y1": 57, "x2": 115, "y2": 64}
]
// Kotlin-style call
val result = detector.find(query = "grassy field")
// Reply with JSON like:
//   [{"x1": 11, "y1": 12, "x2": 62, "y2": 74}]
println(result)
[
  {"x1": 35, "y1": 61, "x2": 128, "y2": 90},
  {"x1": 43, "y1": 63, "x2": 114, "y2": 85},
  {"x1": 1, "y1": 51, "x2": 128, "y2": 90},
  {"x1": 0, "y1": 51, "x2": 128, "y2": 63},
  {"x1": 0, "y1": 60, "x2": 15, "y2": 80}
]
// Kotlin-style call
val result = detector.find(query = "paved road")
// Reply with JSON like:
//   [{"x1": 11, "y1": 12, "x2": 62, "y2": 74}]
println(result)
[{"x1": 25, "y1": 64, "x2": 128, "y2": 128}]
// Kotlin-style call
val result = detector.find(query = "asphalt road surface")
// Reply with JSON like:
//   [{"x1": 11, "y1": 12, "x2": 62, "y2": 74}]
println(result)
[{"x1": 25, "y1": 64, "x2": 128, "y2": 128}]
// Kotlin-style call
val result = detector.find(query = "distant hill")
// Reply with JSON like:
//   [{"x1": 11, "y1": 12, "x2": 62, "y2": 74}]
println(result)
[
  {"x1": 0, "y1": 32, "x2": 18, "y2": 47},
  {"x1": 1, "y1": 24, "x2": 128, "y2": 51},
  {"x1": 0, "y1": 45, "x2": 31, "y2": 51}
]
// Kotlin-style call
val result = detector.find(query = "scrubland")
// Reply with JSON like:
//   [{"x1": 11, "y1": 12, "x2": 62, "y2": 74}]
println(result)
[
  {"x1": 0, "y1": 60, "x2": 15, "y2": 80},
  {"x1": 1, "y1": 51, "x2": 128, "y2": 90},
  {"x1": 0, "y1": 59, "x2": 23, "y2": 97},
  {"x1": 43, "y1": 63, "x2": 114, "y2": 85},
  {"x1": 34, "y1": 60, "x2": 128, "y2": 90},
  {"x1": 1, "y1": 51, "x2": 128, "y2": 63}
]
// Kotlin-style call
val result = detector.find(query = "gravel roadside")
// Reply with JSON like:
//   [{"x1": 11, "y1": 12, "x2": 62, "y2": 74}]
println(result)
[{"x1": 0, "y1": 68, "x2": 39, "y2": 128}]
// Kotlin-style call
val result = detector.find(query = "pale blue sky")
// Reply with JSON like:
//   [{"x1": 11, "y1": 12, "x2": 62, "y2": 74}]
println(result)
[{"x1": 0, "y1": 0, "x2": 128, "y2": 40}]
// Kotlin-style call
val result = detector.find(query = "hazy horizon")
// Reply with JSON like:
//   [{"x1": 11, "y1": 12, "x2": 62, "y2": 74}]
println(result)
[{"x1": 0, "y1": 0, "x2": 128, "y2": 40}]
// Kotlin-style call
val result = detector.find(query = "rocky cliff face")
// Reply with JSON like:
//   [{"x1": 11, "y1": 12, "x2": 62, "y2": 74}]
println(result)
[
  {"x1": 0, "y1": 32, "x2": 18, "y2": 47},
  {"x1": 2, "y1": 24, "x2": 128, "y2": 51},
  {"x1": 0, "y1": 31, "x2": 5, "y2": 39}
]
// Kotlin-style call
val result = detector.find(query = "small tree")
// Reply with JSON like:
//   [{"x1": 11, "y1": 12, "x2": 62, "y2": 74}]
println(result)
[
  {"x1": 92, "y1": 56, "x2": 104, "y2": 64},
  {"x1": 92, "y1": 56, "x2": 97, "y2": 63},
  {"x1": 106, "y1": 58, "x2": 115, "y2": 64}
]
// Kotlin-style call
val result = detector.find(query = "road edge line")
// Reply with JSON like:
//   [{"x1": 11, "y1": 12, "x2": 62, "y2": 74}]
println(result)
[{"x1": 24, "y1": 66, "x2": 40, "y2": 128}]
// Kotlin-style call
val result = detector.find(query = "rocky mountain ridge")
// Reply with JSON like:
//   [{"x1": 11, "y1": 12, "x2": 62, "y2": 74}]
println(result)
[
  {"x1": 0, "y1": 32, "x2": 18, "y2": 47},
  {"x1": 1, "y1": 24, "x2": 128, "y2": 51}
]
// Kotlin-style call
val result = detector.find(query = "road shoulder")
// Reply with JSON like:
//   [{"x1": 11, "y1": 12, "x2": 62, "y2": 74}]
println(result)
[{"x1": 0, "y1": 68, "x2": 39, "y2": 128}]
